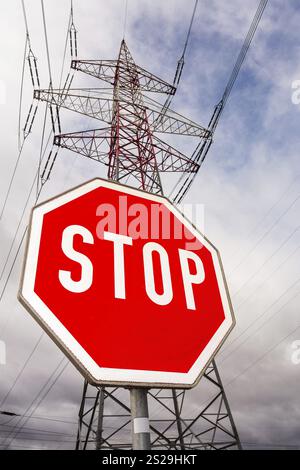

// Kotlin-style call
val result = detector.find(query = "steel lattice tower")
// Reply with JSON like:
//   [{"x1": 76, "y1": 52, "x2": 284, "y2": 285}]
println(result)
[{"x1": 35, "y1": 40, "x2": 241, "y2": 450}]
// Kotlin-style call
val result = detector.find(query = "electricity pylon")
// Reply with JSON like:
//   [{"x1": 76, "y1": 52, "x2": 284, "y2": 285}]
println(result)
[{"x1": 34, "y1": 40, "x2": 241, "y2": 450}]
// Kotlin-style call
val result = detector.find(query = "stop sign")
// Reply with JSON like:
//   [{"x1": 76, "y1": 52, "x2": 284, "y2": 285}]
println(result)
[{"x1": 19, "y1": 178, "x2": 234, "y2": 388}]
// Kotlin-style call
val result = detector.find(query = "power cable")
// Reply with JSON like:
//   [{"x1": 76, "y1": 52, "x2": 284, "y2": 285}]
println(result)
[
  {"x1": 0, "y1": 142, "x2": 26, "y2": 221},
  {"x1": 0, "y1": 3, "x2": 77, "y2": 430},
  {"x1": 229, "y1": 193, "x2": 300, "y2": 275},
  {"x1": 232, "y1": 225, "x2": 300, "y2": 297},
  {"x1": 0, "y1": 226, "x2": 28, "y2": 306},
  {"x1": 219, "y1": 282, "x2": 300, "y2": 364},
  {"x1": 173, "y1": 0, "x2": 199, "y2": 88},
  {"x1": 18, "y1": 36, "x2": 28, "y2": 151},
  {"x1": 0, "y1": 169, "x2": 44, "y2": 290},
  {"x1": 59, "y1": 2, "x2": 74, "y2": 88},
  {"x1": 1, "y1": 358, "x2": 68, "y2": 448},
  {"x1": 228, "y1": 174, "x2": 300, "y2": 262},
  {"x1": 241, "y1": 442, "x2": 300, "y2": 449},
  {"x1": 41, "y1": 0, "x2": 53, "y2": 87},
  {"x1": 0, "y1": 0, "x2": 39, "y2": 220},
  {"x1": 222, "y1": 0, "x2": 268, "y2": 107},
  {"x1": 0, "y1": 443, "x2": 41, "y2": 449},
  {"x1": 0, "y1": 412, "x2": 76, "y2": 426},
  {"x1": 0, "y1": 0, "x2": 74, "y2": 301},
  {"x1": 172, "y1": 0, "x2": 268, "y2": 203},
  {"x1": 153, "y1": 0, "x2": 199, "y2": 129},
  {"x1": 36, "y1": 98, "x2": 49, "y2": 197},
  {"x1": 69, "y1": 0, "x2": 78, "y2": 60},
  {"x1": 2, "y1": 434, "x2": 75, "y2": 444},
  {"x1": 235, "y1": 243, "x2": 300, "y2": 311},
  {"x1": 0, "y1": 334, "x2": 44, "y2": 409},
  {"x1": 197, "y1": 314, "x2": 300, "y2": 415},
  {"x1": 0, "y1": 423, "x2": 75, "y2": 438},
  {"x1": 123, "y1": 0, "x2": 128, "y2": 39},
  {"x1": 224, "y1": 322, "x2": 300, "y2": 388},
  {"x1": 8, "y1": 360, "x2": 69, "y2": 447}
]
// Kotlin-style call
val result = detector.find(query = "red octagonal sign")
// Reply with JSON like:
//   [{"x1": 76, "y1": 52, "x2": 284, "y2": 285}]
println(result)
[{"x1": 19, "y1": 179, "x2": 235, "y2": 388}]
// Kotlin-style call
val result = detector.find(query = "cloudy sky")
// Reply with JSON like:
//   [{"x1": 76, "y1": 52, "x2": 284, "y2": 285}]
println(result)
[{"x1": 0, "y1": 0, "x2": 300, "y2": 450}]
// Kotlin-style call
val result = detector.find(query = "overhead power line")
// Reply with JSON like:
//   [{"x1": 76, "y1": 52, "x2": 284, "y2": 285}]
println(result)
[
  {"x1": 173, "y1": 0, "x2": 199, "y2": 88},
  {"x1": 59, "y1": 2, "x2": 75, "y2": 88},
  {"x1": 123, "y1": 0, "x2": 128, "y2": 39},
  {"x1": 228, "y1": 173, "x2": 300, "y2": 262},
  {"x1": 0, "y1": 2, "x2": 76, "y2": 422},
  {"x1": 0, "y1": 0, "x2": 76, "y2": 302},
  {"x1": 0, "y1": 0, "x2": 41, "y2": 220},
  {"x1": 0, "y1": 412, "x2": 76, "y2": 427},
  {"x1": 219, "y1": 282, "x2": 300, "y2": 364},
  {"x1": 154, "y1": 0, "x2": 199, "y2": 125},
  {"x1": 1, "y1": 358, "x2": 68, "y2": 448},
  {"x1": 41, "y1": 0, "x2": 53, "y2": 87},
  {"x1": 0, "y1": 423, "x2": 75, "y2": 438},
  {"x1": 172, "y1": 0, "x2": 268, "y2": 203},
  {"x1": 235, "y1": 243, "x2": 300, "y2": 311},
  {"x1": 229, "y1": 192, "x2": 300, "y2": 275},
  {"x1": 198, "y1": 313, "x2": 300, "y2": 416},
  {"x1": 18, "y1": 36, "x2": 28, "y2": 151},
  {"x1": 221, "y1": 0, "x2": 268, "y2": 107},
  {"x1": 232, "y1": 225, "x2": 300, "y2": 297},
  {"x1": 224, "y1": 322, "x2": 300, "y2": 389},
  {"x1": 0, "y1": 333, "x2": 44, "y2": 409}
]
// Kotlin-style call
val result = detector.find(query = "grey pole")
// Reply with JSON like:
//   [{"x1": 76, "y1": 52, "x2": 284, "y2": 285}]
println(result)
[{"x1": 130, "y1": 388, "x2": 151, "y2": 450}]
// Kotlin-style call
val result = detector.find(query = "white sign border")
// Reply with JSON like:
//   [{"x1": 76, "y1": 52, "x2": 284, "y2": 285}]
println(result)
[{"x1": 19, "y1": 178, "x2": 235, "y2": 389}]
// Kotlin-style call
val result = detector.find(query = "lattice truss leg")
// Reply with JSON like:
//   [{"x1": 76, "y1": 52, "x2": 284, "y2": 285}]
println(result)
[{"x1": 76, "y1": 361, "x2": 241, "y2": 451}]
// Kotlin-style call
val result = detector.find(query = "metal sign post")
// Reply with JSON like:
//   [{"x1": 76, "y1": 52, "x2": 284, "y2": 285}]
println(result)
[{"x1": 130, "y1": 388, "x2": 151, "y2": 450}]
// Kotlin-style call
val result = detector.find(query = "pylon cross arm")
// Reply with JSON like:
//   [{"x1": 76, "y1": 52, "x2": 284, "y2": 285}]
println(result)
[
  {"x1": 152, "y1": 136, "x2": 200, "y2": 172},
  {"x1": 54, "y1": 128, "x2": 111, "y2": 165},
  {"x1": 34, "y1": 88, "x2": 210, "y2": 138},
  {"x1": 34, "y1": 89, "x2": 114, "y2": 124},
  {"x1": 71, "y1": 59, "x2": 175, "y2": 95},
  {"x1": 54, "y1": 128, "x2": 200, "y2": 174}
]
